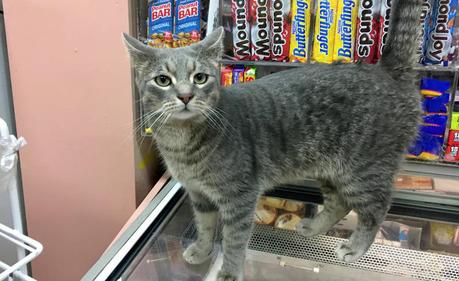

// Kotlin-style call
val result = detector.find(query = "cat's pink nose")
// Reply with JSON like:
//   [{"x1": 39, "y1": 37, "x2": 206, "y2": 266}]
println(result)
[{"x1": 178, "y1": 94, "x2": 194, "y2": 105}]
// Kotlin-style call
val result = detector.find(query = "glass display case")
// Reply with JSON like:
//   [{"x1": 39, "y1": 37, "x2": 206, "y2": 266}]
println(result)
[
  {"x1": 85, "y1": 1, "x2": 459, "y2": 280},
  {"x1": 83, "y1": 178, "x2": 459, "y2": 281}
]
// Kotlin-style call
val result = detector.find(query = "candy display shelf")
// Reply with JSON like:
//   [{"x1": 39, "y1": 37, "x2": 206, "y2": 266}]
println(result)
[{"x1": 221, "y1": 59, "x2": 459, "y2": 73}]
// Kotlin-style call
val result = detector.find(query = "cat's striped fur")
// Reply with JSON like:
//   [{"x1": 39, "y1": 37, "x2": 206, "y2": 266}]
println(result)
[{"x1": 123, "y1": 0, "x2": 423, "y2": 280}]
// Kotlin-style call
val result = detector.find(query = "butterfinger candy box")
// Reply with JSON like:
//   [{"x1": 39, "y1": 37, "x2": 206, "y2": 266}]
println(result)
[
  {"x1": 312, "y1": 0, "x2": 338, "y2": 64},
  {"x1": 147, "y1": 0, "x2": 174, "y2": 48},
  {"x1": 232, "y1": 0, "x2": 252, "y2": 60},
  {"x1": 290, "y1": 0, "x2": 312, "y2": 62},
  {"x1": 354, "y1": 0, "x2": 381, "y2": 63},
  {"x1": 250, "y1": 0, "x2": 271, "y2": 60},
  {"x1": 333, "y1": 0, "x2": 359, "y2": 62},
  {"x1": 270, "y1": 0, "x2": 292, "y2": 61},
  {"x1": 174, "y1": 0, "x2": 201, "y2": 48},
  {"x1": 424, "y1": 0, "x2": 459, "y2": 65}
]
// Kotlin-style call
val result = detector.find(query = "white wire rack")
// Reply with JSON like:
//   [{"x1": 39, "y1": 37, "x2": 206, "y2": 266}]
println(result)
[{"x1": 0, "y1": 118, "x2": 42, "y2": 281}]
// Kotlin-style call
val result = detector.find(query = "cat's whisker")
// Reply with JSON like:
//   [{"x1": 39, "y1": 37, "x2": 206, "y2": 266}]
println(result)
[
  {"x1": 155, "y1": 113, "x2": 171, "y2": 137},
  {"x1": 194, "y1": 104, "x2": 229, "y2": 136}
]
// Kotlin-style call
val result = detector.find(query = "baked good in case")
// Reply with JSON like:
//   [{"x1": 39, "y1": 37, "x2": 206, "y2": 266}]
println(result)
[
  {"x1": 275, "y1": 213, "x2": 302, "y2": 230},
  {"x1": 255, "y1": 202, "x2": 278, "y2": 225}
]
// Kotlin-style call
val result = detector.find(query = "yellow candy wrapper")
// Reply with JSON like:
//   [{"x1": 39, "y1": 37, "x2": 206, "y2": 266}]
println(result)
[
  {"x1": 289, "y1": 0, "x2": 313, "y2": 63},
  {"x1": 333, "y1": 0, "x2": 358, "y2": 62},
  {"x1": 312, "y1": 0, "x2": 338, "y2": 64}
]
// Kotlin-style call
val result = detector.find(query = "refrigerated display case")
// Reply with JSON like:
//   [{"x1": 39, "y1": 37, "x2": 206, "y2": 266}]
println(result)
[
  {"x1": 83, "y1": 177, "x2": 459, "y2": 281},
  {"x1": 85, "y1": 1, "x2": 459, "y2": 280}
]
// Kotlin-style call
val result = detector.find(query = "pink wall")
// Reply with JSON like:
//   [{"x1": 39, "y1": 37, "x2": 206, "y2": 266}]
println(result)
[{"x1": 3, "y1": 1, "x2": 136, "y2": 280}]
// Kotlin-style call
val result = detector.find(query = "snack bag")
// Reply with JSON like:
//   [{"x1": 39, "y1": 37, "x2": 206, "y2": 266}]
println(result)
[
  {"x1": 354, "y1": 0, "x2": 381, "y2": 63},
  {"x1": 312, "y1": 0, "x2": 338, "y2": 63},
  {"x1": 174, "y1": 0, "x2": 201, "y2": 48},
  {"x1": 333, "y1": 0, "x2": 359, "y2": 62},
  {"x1": 423, "y1": 92, "x2": 450, "y2": 113},
  {"x1": 289, "y1": 0, "x2": 312, "y2": 62},
  {"x1": 420, "y1": 78, "x2": 451, "y2": 97},
  {"x1": 244, "y1": 66, "x2": 257, "y2": 82},
  {"x1": 448, "y1": 130, "x2": 459, "y2": 145},
  {"x1": 232, "y1": 0, "x2": 252, "y2": 60},
  {"x1": 422, "y1": 114, "x2": 448, "y2": 135},
  {"x1": 424, "y1": 0, "x2": 459, "y2": 65},
  {"x1": 232, "y1": 65, "x2": 245, "y2": 84},
  {"x1": 221, "y1": 66, "x2": 233, "y2": 86},
  {"x1": 407, "y1": 131, "x2": 444, "y2": 160},
  {"x1": 445, "y1": 145, "x2": 459, "y2": 162},
  {"x1": 452, "y1": 112, "x2": 459, "y2": 130},
  {"x1": 377, "y1": 0, "x2": 392, "y2": 59},
  {"x1": 270, "y1": 0, "x2": 292, "y2": 61},
  {"x1": 250, "y1": 0, "x2": 271, "y2": 60},
  {"x1": 147, "y1": 0, "x2": 174, "y2": 48}
]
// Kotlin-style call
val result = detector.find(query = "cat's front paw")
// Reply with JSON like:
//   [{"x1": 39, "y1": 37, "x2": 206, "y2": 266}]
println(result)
[
  {"x1": 335, "y1": 240, "x2": 366, "y2": 263},
  {"x1": 183, "y1": 242, "x2": 213, "y2": 264},
  {"x1": 217, "y1": 270, "x2": 240, "y2": 281}
]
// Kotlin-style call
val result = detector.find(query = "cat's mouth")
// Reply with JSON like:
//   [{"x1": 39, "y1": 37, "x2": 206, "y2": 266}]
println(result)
[{"x1": 171, "y1": 108, "x2": 199, "y2": 120}]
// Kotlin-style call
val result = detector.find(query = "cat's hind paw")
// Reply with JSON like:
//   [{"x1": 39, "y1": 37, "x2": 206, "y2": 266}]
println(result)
[
  {"x1": 182, "y1": 242, "x2": 213, "y2": 265},
  {"x1": 335, "y1": 241, "x2": 366, "y2": 263},
  {"x1": 217, "y1": 270, "x2": 241, "y2": 281}
]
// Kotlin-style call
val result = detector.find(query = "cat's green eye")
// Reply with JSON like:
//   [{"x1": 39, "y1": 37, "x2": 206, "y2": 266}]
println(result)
[
  {"x1": 155, "y1": 75, "x2": 172, "y2": 87},
  {"x1": 193, "y1": 73, "x2": 208, "y2": 85}
]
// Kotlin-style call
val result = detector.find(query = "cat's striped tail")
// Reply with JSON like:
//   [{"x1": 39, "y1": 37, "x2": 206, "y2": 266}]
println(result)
[{"x1": 380, "y1": 0, "x2": 423, "y2": 79}]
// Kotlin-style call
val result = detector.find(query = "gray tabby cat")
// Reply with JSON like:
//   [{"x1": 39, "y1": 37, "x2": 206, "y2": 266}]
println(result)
[{"x1": 123, "y1": 0, "x2": 422, "y2": 280}]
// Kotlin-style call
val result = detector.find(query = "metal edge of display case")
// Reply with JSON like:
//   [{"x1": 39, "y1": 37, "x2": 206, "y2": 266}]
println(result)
[
  {"x1": 269, "y1": 182, "x2": 459, "y2": 224},
  {"x1": 82, "y1": 180, "x2": 183, "y2": 281},
  {"x1": 402, "y1": 160, "x2": 459, "y2": 180}
]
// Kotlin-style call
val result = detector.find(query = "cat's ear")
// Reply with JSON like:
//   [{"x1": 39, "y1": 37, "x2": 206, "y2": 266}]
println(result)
[
  {"x1": 192, "y1": 27, "x2": 224, "y2": 64},
  {"x1": 122, "y1": 33, "x2": 155, "y2": 67}
]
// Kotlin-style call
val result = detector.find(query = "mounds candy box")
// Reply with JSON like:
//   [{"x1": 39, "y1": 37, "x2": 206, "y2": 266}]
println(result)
[
  {"x1": 232, "y1": 0, "x2": 252, "y2": 60},
  {"x1": 354, "y1": 0, "x2": 381, "y2": 64},
  {"x1": 147, "y1": 0, "x2": 174, "y2": 48},
  {"x1": 270, "y1": 0, "x2": 292, "y2": 61},
  {"x1": 289, "y1": 0, "x2": 312, "y2": 63},
  {"x1": 377, "y1": 0, "x2": 392, "y2": 59},
  {"x1": 250, "y1": 0, "x2": 271, "y2": 61},
  {"x1": 244, "y1": 66, "x2": 257, "y2": 82},
  {"x1": 312, "y1": 0, "x2": 338, "y2": 64},
  {"x1": 333, "y1": 0, "x2": 359, "y2": 62},
  {"x1": 221, "y1": 66, "x2": 233, "y2": 86},
  {"x1": 424, "y1": 0, "x2": 459, "y2": 65},
  {"x1": 174, "y1": 0, "x2": 201, "y2": 47},
  {"x1": 448, "y1": 130, "x2": 459, "y2": 145}
]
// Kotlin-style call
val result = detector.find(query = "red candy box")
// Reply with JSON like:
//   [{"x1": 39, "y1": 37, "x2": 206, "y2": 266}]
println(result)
[{"x1": 270, "y1": 0, "x2": 291, "y2": 62}]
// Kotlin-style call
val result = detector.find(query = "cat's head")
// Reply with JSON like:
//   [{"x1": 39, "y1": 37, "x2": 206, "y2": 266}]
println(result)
[{"x1": 123, "y1": 27, "x2": 224, "y2": 126}]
